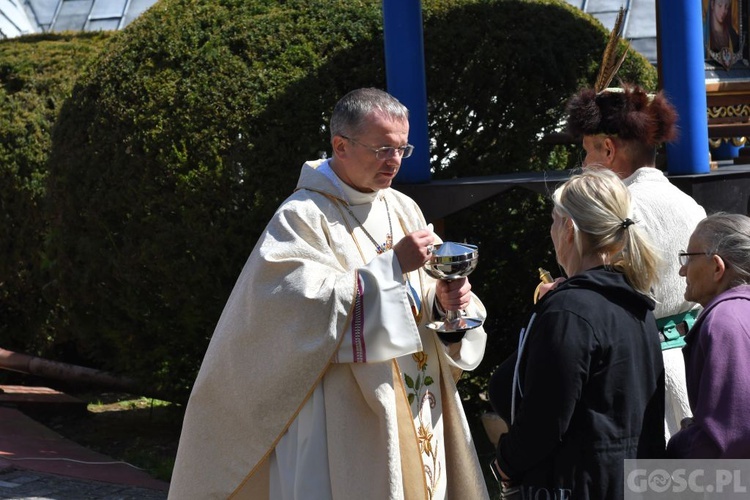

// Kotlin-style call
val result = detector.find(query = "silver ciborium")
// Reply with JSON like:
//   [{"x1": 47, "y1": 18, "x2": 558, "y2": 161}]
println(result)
[{"x1": 424, "y1": 241, "x2": 483, "y2": 334}]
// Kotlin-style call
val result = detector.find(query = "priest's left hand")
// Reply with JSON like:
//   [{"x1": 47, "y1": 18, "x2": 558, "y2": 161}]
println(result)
[{"x1": 436, "y1": 277, "x2": 471, "y2": 312}]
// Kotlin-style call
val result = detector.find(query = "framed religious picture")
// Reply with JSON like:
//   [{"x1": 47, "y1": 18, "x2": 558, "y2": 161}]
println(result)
[{"x1": 703, "y1": 0, "x2": 745, "y2": 69}]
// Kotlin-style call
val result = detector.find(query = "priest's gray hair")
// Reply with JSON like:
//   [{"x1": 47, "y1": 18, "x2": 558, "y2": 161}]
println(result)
[
  {"x1": 330, "y1": 87, "x2": 409, "y2": 139},
  {"x1": 552, "y1": 167, "x2": 661, "y2": 297},
  {"x1": 694, "y1": 212, "x2": 750, "y2": 287}
]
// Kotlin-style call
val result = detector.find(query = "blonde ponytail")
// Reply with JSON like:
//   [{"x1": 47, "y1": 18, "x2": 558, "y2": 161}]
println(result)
[{"x1": 552, "y1": 168, "x2": 661, "y2": 296}]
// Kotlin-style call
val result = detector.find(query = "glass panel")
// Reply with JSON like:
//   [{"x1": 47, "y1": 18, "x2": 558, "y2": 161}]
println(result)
[
  {"x1": 58, "y1": 0, "x2": 92, "y2": 15},
  {"x1": 628, "y1": 3, "x2": 657, "y2": 38},
  {"x1": 122, "y1": 0, "x2": 156, "y2": 27},
  {"x1": 593, "y1": 11, "x2": 620, "y2": 32},
  {"x1": 90, "y1": 0, "x2": 126, "y2": 19},
  {"x1": 23, "y1": 0, "x2": 61, "y2": 27},
  {"x1": 0, "y1": 0, "x2": 35, "y2": 33},
  {"x1": 0, "y1": 16, "x2": 21, "y2": 37},
  {"x1": 629, "y1": 38, "x2": 657, "y2": 65},
  {"x1": 590, "y1": 0, "x2": 629, "y2": 11},
  {"x1": 51, "y1": 0, "x2": 93, "y2": 32},
  {"x1": 87, "y1": 18, "x2": 119, "y2": 31}
]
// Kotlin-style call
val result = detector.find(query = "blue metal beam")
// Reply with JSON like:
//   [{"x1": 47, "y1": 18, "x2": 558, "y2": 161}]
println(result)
[
  {"x1": 658, "y1": 0, "x2": 710, "y2": 174},
  {"x1": 383, "y1": 0, "x2": 431, "y2": 183}
]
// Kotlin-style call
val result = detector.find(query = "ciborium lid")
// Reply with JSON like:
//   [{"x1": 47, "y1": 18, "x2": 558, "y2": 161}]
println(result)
[{"x1": 425, "y1": 242, "x2": 478, "y2": 281}]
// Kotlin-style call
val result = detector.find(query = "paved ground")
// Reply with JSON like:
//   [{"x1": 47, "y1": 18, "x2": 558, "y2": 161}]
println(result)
[
  {"x1": 0, "y1": 467, "x2": 166, "y2": 499},
  {"x1": 0, "y1": 400, "x2": 169, "y2": 500}
]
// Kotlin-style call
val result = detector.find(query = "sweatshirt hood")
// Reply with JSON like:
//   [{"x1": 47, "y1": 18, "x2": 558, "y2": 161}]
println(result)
[{"x1": 553, "y1": 266, "x2": 656, "y2": 312}]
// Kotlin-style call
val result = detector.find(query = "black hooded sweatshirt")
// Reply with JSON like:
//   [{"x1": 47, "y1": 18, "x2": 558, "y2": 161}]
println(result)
[{"x1": 489, "y1": 266, "x2": 665, "y2": 500}]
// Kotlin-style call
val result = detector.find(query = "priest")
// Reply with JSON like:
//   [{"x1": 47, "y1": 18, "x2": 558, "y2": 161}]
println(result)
[{"x1": 168, "y1": 87, "x2": 489, "y2": 499}]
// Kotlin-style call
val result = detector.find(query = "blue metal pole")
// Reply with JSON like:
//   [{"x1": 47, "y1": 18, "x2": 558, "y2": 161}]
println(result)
[
  {"x1": 658, "y1": 0, "x2": 710, "y2": 174},
  {"x1": 383, "y1": 0, "x2": 431, "y2": 183}
]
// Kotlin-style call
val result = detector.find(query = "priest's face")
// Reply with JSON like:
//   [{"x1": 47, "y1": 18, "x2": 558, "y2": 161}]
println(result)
[{"x1": 331, "y1": 113, "x2": 410, "y2": 192}]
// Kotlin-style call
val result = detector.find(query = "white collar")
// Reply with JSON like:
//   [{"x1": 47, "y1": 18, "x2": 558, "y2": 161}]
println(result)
[{"x1": 318, "y1": 160, "x2": 381, "y2": 205}]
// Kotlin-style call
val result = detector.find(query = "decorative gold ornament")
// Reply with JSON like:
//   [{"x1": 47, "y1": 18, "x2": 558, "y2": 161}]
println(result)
[
  {"x1": 533, "y1": 268, "x2": 554, "y2": 304},
  {"x1": 707, "y1": 104, "x2": 750, "y2": 119}
]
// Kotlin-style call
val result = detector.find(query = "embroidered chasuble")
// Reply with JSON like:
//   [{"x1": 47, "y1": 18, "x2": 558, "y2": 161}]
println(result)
[{"x1": 168, "y1": 159, "x2": 489, "y2": 500}]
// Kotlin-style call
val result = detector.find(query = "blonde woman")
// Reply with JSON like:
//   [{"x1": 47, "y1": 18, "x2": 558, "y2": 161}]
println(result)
[
  {"x1": 566, "y1": 84, "x2": 706, "y2": 439},
  {"x1": 489, "y1": 168, "x2": 665, "y2": 499}
]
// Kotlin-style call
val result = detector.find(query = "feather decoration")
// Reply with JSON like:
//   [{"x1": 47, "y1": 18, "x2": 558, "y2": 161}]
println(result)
[{"x1": 594, "y1": 7, "x2": 630, "y2": 93}]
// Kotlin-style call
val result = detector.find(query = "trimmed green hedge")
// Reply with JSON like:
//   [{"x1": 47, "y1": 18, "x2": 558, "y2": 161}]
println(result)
[
  {"x1": 39, "y1": 0, "x2": 655, "y2": 405},
  {"x1": 45, "y1": 0, "x2": 386, "y2": 398},
  {"x1": 0, "y1": 32, "x2": 111, "y2": 353}
]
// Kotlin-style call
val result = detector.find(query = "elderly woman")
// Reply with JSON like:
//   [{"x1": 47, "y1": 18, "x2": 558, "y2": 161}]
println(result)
[
  {"x1": 667, "y1": 213, "x2": 750, "y2": 458},
  {"x1": 489, "y1": 168, "x2": 665, "y2": 498}
]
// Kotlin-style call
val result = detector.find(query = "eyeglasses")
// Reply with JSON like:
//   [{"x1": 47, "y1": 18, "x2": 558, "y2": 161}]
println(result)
[
  {"x1": 341, "y1": 135, "x2": 414, "y2": 160},
  {"x1": 678, "y1": 250, "x2": 711, "y2": 266}
]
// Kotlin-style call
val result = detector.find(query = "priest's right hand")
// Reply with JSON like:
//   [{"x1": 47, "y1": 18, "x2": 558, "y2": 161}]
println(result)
[{"x1": 394, "y1": 228, "x2": 434, "y2": 273}]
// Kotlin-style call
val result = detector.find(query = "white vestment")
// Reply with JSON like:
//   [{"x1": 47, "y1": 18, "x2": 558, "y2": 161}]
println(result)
[
  {"x1": 624, "y1": 167, "x2": 706, "y2": 438},
  {"x1": 168, "y1": 159, "x2": 489, "y2": 500}
]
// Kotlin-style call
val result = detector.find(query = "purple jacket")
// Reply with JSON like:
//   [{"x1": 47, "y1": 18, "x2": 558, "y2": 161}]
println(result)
[{"x1": 667, "y1": 284, "x2": 750, "y2": 458}]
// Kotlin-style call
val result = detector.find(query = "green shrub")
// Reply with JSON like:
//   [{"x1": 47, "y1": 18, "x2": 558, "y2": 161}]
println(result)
[
  {"x1": 43, "y1": 0, "x2": 655, "y2": 409},
  {"x1": 0, "y1": 32, "x2": 111, "y2": 353}
]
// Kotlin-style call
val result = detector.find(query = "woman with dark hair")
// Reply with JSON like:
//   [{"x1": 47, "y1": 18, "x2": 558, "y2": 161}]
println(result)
[
  {"x1": 489, "y1": 168, "x2": 665, "y2": 499},
  {"x1": 566, "y1": 84, "x2": 707, "y2": 440},
  {"x1": 667, "y1": 213, "x2": 750, "y2": 458}
]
